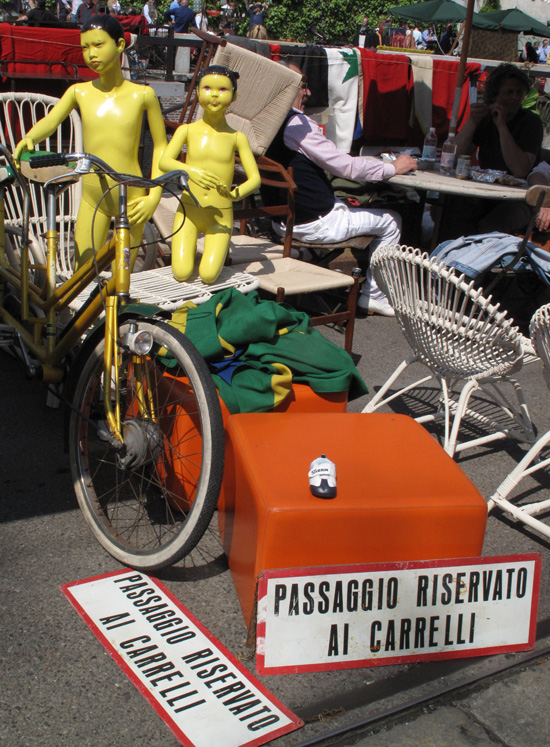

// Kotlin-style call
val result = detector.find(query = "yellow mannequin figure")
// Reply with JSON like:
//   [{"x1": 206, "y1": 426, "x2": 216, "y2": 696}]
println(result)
[
  {"x1": 14, "y1": 15, "x2": 167, "y2": 270},
  {"x1": 159, "y1": 65, "x2": 261, "y2": 284}
]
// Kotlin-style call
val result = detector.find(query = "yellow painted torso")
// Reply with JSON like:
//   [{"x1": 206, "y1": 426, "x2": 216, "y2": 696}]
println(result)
[
  {"x1": 183, "y1": 121, "x2": 239, "y2": 209},
  {"x1": 71, "y1": 80, "x2": 150, "y2": 212}
]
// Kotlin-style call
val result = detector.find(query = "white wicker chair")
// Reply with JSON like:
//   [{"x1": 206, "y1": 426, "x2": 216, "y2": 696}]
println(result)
[
  {"x1": 0, "y1": 92, "x2": 83, "y2": 281},
  {"x1": 488, "y1": 303, "x2": 550, "y2": 538},
  {"x1": 362, "y1": 245, "x2": 536, "y2": 457}
]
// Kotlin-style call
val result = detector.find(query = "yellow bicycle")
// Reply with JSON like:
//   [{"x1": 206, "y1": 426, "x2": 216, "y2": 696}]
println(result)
[{"x1": 0, "y1": 145, "x2": 224, "y2": 571}]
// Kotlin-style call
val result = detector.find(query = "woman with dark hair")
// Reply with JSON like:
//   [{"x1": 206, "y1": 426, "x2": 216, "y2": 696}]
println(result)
[
  {"x1": 439, "y1": 63, "x2": 543, "y2": 240},
  {"x1": 14, "y1": 14, "x2": 167, "y2": 270},
  {"x1": 456, "y1": 63, "x2": 541, "y2": 178}
]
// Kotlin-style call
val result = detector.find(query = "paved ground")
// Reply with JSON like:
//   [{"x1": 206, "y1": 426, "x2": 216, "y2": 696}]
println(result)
[{"x1": 2, "y1": 307, "x2": 550, "y2": 747}]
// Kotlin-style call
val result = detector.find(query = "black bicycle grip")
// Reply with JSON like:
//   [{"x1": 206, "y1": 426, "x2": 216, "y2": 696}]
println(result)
[{"x1": 28, "y1": 153, "x2": 66, "y2": 168}]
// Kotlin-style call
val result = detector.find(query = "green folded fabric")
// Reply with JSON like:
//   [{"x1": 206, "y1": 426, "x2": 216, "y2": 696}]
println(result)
[{"x1": 170, "y1": 289, "x2": 368, "y2": 414}]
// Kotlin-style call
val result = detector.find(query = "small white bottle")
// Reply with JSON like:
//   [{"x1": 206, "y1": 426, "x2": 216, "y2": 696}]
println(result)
[
  {"x1": 440, "y1": 132, "x2": 457, "y2": 174},
  {"x1": 308, "y1": 454, "x2": 337, "y2": 499},
  {"x1": 421, "y1": 127, "x2": 437, "y2": 161}
]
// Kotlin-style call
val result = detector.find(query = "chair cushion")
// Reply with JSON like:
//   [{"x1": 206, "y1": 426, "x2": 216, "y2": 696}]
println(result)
[
  {"x1": 229, "y1": 235, "x2": 301, "y2": 263},
  {"x1": 242, "y1": 256, "x2": 355, "y2": 294}
]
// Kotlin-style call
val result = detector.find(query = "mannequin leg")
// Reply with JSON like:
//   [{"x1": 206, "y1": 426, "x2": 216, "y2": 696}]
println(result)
[
  {"x1": 171, "y1": 210, "x2": 200, "y2": 282},
  {"x1": 74, "y1": 200, "x2": 112, "y2": 270},
  {"x1": 199, "y1": 230, "x2": 231, "y2": 284},
  {"x1": 128, "y1": 222, "x2": 145, "y2": 271}
]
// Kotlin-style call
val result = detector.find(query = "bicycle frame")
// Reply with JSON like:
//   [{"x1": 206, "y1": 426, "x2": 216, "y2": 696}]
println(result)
[{"x1": 0, "y1": 148, "x2": 160, "y2": 443}]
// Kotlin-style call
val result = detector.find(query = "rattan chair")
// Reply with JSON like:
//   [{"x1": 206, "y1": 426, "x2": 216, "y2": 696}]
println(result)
[
  {"x1": 488, "y1": 303, "x2": 550, "y2": 538},
  {"x1": 362, "y1": 244, "x2": 536, "y2": 457},
  {"x1": 0, "y1": 92, "x2": 82, "y2": 281}
]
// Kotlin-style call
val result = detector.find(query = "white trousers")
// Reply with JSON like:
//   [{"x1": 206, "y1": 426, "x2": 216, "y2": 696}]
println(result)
[{"x1": 275, "y1": 200, "x2": 402, "y2": 300}]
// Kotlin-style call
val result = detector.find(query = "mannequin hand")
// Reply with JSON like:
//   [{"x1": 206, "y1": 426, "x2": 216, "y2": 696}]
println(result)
[
  {"x1": 393, "y1": 154, "x2": 417, "y2": 175},
  {"x1": 127, "y1": 192, "x2": 159, "y2": 225},
  {"x1": 13, "y1": 137, "x2": 34, "y2": 167},
  {"x1": 187, "y1": 166, "x2": 221, "y2": 190},
  {"x1": 216, "y1": 183, "x2": 235, "y2": 200}
]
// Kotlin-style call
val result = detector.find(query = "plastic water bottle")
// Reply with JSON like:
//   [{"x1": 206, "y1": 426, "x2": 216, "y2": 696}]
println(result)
[
  {"x1": 308, "y1": 454, "x2": 337, "y2": 499},
  {"x1": 421, "y1": 127, "x2": 437, "y2": 161},
  {"x1": 440, "y1": 132, "x2": 457, "y2": 174}
]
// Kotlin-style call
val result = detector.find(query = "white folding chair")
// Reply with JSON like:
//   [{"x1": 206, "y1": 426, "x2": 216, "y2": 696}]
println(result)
[
  {"x1": 488, "y1": 303, "x2": 550, "y2": 538},
  {"x1": 362, "y1": 244, "x2": 536, "y2": 457},
  {"x1": 0, "y1": 92, "x2": 82, "y2": 281}
]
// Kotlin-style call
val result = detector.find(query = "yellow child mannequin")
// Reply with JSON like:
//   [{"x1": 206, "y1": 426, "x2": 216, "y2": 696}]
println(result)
[
  {"x1": 14, "y1": 15, "x2": 167, "y2": 270},
  {"x1": 159, "y1": 65, "x2": 261, "y2": 284}
]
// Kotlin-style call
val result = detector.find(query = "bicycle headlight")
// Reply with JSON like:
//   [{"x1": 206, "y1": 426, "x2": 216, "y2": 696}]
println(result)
[{"x1": 123, "y1": 324, "x2": 153, "y2": 355}]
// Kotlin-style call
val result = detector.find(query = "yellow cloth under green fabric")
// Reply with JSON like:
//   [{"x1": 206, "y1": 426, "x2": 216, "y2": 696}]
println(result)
[{"x1": 169, "y1": 289, "x2": 368, "y2": 414}]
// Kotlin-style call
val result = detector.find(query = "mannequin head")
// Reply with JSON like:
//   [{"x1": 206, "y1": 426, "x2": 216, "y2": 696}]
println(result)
[
  {"x1": 81, "y1": 15, "x2": 126, "y2": 72},
  {"x1": 197, "y1": 65, "x2": 239, "y2": 100},
  {"x1": 82, "y1": 14, "x2": 125, "y2": 45}
]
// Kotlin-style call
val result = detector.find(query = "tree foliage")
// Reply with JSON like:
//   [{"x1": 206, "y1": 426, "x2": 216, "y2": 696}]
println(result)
[
  {"x1": 479, "y1": 0, "x2": 501, "y2": 12},
  {"x1": 234, "y1": 0, "x2": 414, "y2": 45}
]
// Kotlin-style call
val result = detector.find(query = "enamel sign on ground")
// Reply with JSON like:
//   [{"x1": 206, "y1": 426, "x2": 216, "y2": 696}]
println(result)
[
  {"x1": 256, "y1": 555, "x2": 541, "y2": 675},
  {"x1": 62, "y1": 570, "x2": 302, "y2": 747}
]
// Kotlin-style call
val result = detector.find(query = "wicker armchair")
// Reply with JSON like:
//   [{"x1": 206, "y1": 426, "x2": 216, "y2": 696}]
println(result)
[
  {"x1": 488, "y1": 303, "x2": 550, "y2": 538},
  {"x1": 362, "y1": 244, "x2": 536, "y2": 457}
]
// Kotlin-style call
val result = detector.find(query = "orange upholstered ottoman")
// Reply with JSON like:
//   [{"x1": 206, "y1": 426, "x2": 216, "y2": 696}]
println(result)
[
  {"x1": 220, "y1": 412, "x2": 487, "y2": 626},
  {"x1": 217, "y1": 384, "x2": 347, "y2": 516},
  {"x1": 162, "y1": 378, "x2": 347, "y2": 511},
  {"x1": 218, "y1": 384, "x2": 347, "y2": 425}
]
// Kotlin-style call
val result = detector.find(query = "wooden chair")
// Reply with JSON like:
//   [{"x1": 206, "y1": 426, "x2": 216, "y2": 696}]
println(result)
[
  {"x1": 231, "y1": 158, "x2": 361, "y2": 354},
  {"x1": 156, "y1": 38, "x2": 359, "y2": 352},
  {"x1": 291, "y1": 235, "x2": 374, "y2": 270}
]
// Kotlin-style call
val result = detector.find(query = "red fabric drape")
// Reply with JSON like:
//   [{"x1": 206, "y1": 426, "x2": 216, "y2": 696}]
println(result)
[
  {"x1": 360, "y1": 48, "x2": 412, "y2": 143},
  {"x1": 431, "y1": 58, "x2": 481, "y2": 139},
  {"x1": 359, "y1": 48, "x2": 481, "y2": 146},
  {"x1": 113, "y1": 14, "x2": 147, "y2": 32},
  {"x1": 0, "y1": 23, "x2": 131, "y2": 78}
]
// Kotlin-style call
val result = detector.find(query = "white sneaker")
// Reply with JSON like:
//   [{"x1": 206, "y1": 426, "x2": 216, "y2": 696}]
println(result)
[{"x1": 357, "y1": 294, "x2": 395, "y2": 317}]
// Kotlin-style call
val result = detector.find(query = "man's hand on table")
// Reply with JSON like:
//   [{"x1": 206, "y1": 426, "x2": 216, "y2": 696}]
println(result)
[
  {"x1": 392, "y1": 154, "x2": 418, "y2": 175},
  {"x1": 536, "y1": 206, "x2": 550, "y2": 232}
]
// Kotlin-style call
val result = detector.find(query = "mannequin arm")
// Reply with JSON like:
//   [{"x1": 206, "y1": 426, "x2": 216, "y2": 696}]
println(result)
[
  {"x1": 13, "y1": 87, "x2": 76, "y2": 164},
  {"x1": 159, "y1": 125, "x2": 222, "y2": 189},
  {"x1": 217, "y1": 131, "x2": 260, "y2": 201},
  {"x1": 127, "y1": 87, "x2": 168, "y2": 224}
]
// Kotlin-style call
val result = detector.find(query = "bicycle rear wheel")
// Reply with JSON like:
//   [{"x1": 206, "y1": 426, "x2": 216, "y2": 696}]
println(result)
[{"x1": 69, "y1": 319, "x2": 224, "y2": 571}]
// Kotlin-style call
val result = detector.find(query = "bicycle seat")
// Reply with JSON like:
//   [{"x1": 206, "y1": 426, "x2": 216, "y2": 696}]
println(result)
[{"x1": 19, "y1": 151, "x2": 79, "y2": 184}]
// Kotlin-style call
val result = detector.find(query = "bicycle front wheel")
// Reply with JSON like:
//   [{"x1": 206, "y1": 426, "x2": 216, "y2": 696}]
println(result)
[{"x1": 69, "y1": 319, "x2": 224, "y2": 571}]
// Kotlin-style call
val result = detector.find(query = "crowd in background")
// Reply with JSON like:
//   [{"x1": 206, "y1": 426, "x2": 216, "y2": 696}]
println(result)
[{"x1": 4, "y1": 0, "x2": 550, "y2": 69}]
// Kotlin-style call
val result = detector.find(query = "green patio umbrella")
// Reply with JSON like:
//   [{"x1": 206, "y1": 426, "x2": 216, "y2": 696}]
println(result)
[
  {"x1": 388, "y1": 0, "x2": 493, "y2": 28},
  {"x1": 475, "y1": 8, "x2": 550, "y2": 38}
]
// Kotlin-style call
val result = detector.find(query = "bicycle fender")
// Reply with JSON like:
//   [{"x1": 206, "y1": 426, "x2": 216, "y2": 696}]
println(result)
[{"x1": 62, "y1": 305, "x2": 170, "y2": 450}]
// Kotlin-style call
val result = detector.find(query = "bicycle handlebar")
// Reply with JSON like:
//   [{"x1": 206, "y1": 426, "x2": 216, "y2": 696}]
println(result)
[
  {"x1": 27, "y1": 151, "x2": 197, "y2": 203},
  {"x1": 28, "y1": 152, "x2": 68, "y2": 169}
]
